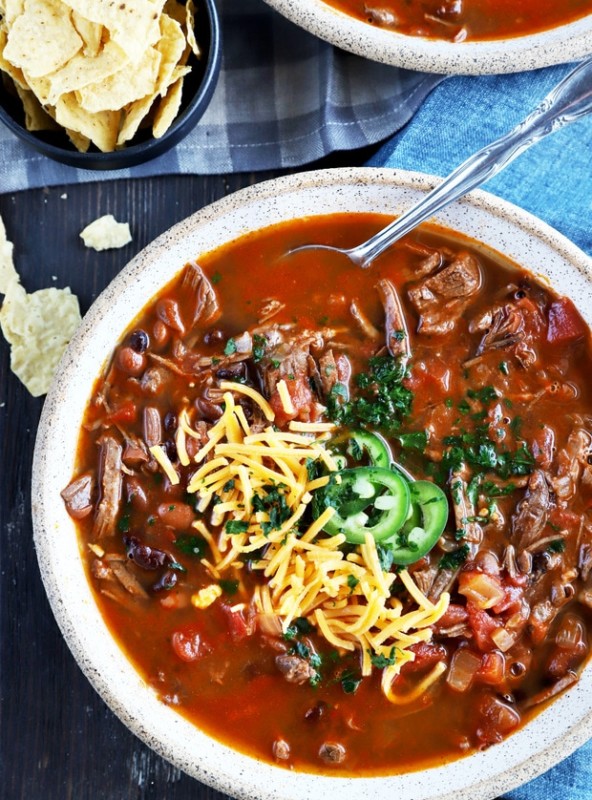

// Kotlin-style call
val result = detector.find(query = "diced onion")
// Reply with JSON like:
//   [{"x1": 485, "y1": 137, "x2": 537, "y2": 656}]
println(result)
[
  {"x1": 446, "y1": 647, "x2": 482, "y2": 692},
  {"x1": 491, "y1": 627, "x2": 517, "y2": 652},
  {"x1": 458, "y1": 571, "x2": 505, "y2": 610}
]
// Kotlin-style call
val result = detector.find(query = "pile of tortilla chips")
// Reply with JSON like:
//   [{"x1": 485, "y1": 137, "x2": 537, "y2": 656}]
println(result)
[{"x1": 0, "y1": 0, "x2": 201, "y2": 152}]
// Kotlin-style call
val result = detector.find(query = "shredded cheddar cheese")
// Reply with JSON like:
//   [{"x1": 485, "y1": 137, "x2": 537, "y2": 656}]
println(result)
[
  {"x1": 149, "y1": 444, "x2": 180, "y2": 485},
  {"x1": 175, "y1": 381, "x2": 449, "y2": 703}
]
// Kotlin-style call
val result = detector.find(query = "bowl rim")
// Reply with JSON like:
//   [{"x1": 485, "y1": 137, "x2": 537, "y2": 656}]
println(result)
[
  {"x1": 32, "y1": 167, "x2": 592, "y2": 800},
  {"x1": 0, "y1": 0, "x2": 222, "y2": 169},
  {"x1": 262, "y1": 0, "x2": 592, "y2": 74}
]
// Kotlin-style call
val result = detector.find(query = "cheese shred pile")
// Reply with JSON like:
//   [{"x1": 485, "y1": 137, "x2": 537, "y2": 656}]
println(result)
[{"x1": 158, "y1": 381, "x2": 450, "y2": 703}]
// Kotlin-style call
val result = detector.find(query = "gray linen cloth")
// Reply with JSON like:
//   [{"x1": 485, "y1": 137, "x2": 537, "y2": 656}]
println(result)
[{"x1": 0, "y1": 0, "x2": 442, "y2": 191}]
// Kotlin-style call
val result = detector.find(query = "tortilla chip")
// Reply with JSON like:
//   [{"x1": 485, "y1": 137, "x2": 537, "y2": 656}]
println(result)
[
  {"x1": 54, "y1": 93, "x2": 120, "y2": 152},
  {"x1": 152, "y1": 74, "x2": 183, "y2": 138},
  {"x1": 61, "y1": 0, "x2": 163, "y2": 64},
  {"x1": 3, "y1": 0, "x2": 25, "y2": 26},
  {"x1": 15, "y1": 83, "x2": 58, "y2": 131},
  {"x1": 78, "y1": 46, "x2": 161, "y2": 113},
  {"x1": 0, "y1": 283, "x2": 81, "y2": 396},
  {"x1": 71, "y1": 11, "x2": 103, "y2": 57},
  {"x1": 117, "y1": 64, "x2": 189, "y2": 145},
  {"x1": 3, "y1": 0, "x2": 82, "y2": 77},
  {"x1": 45, "y1": 40, "x2": 127, "y2": 105},
  {"x1": 0, "y1": 215, "x2": 19, "y2": 295},
  {"x1": 65, "y1": 126, "x2": 90, "y2": 152},
  {"x1": 154, "y1": 13, "x2": 186, "y2": 94},
  {"x1": 185, "y1": 0, "x2": 201, "y2": 58},
  {"x1": 0, "y1": 26, "x2": 27, "y2": 88},
  {"x1": 0, "y1": 213, "x2": 82, "y2": 396},
  {"x1": 163, "y1": 0, "x2": 185, "y2": 25},
  {"x1": 80, "y1": 214, "x2": 132, "y2": 251}
]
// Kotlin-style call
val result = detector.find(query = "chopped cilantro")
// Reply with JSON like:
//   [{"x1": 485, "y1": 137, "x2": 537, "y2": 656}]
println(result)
[
  {"x1": 547, "y1": 539, "x2": 566, "y2": 553},
  {"x1": 439, "y1": 544, "x2": 470, "y2": 570},
  {"x1": 210, "y1": 271, "x2": 222, "y2": 285},
  {"x1": 369, "y1": 647, "x2": 396, "y2": 668},
  {"x1": 396, "y1": 430, "x2": 428, "y2": 452},
  {"x1": 225, "y1": 520, "x2": 249, "y2": 534},
  {"x1": 376, "y1": 544, "x2": 394, "y2": 572},
  {"x1": 328, "y1": 355, "x2": 412, "y2": 434},
  {"x1": 222, "y1": 479, "x2": 235, "y2": 492},
  {"x1": 117, "y1": 513, "x2": 131, "y2": 533},
  {"x1": 219, "y1": 579, "x2": 239, "y2": 595},
  {"x1": 252, "y1": 334, "x2": 267, "y2": 362},
  {"x1": 347, "y1": 574, "x2": 359, "y2": 591},
  {"x1": 252, "y1": 486, "x2": 291, "y2": 536},
  {"x1": 467, "y1": 385, "x2": 498, "y2": 404},
  {"x1": 174, "y1": 535, "x2": 207, "y2": 558},
  {"x1": 499, "y1": 361, "x2": 509, "y2": 375},
  {"x1": 284, "y1": 617, "x2": 315, "y2": 640},
  {"x1": 224, "y1": 338, "x2": 237, "y2": 356},
  {"x1": 444, "y1": 397, "x2": 454, "y2": 408},
  {"x1": 341, "y1": 670, "x2": 362, "y2": 694}
]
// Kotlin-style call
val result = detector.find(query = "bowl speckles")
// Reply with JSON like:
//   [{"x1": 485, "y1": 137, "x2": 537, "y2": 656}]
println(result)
[
  {"x1": 262, "y1": 0, "x2": 592, "y2": 75},
  {"x1": 32, "y1": 168, "x2": 592, "y2": 800}
]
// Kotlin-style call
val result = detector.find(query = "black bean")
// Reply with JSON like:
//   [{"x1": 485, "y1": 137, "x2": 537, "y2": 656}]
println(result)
[
  {"x1": 216, "y1": 363, "x2": 247, "y2": 380},
  {"x1": 124, "y1": 535, "x2": 168, "y2": 570},
  {"x1": 129, "y1": 329, "x2": 149, "y2": 353},
  {"x1": 164, "y1": 439, "x2": 178, "y2": 462},
  {"x1": 153, "y1": 570, "x2": 178, "y2": 592},
  {"x1": 163, "y1": 411, "x2": 177, "y2": 432},
  {"x1": 204, "y1": 328, "x2": 224, "y2": 344}
]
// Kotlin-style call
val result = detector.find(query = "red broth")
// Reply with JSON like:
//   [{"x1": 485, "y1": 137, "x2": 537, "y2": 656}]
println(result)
[
  {"x1": 323, "y1": 0, "x2": 592, "y2": 42},
  {"x1": 64, "y1": 214, "x2": 592, "y2": 775}
]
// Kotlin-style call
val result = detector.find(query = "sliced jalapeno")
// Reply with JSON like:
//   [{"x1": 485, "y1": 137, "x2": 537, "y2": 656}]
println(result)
[
  {"x1": 329, "y1": 430, "x2": 392, "y2": 470},
  {"x1": 314, "y1": 466, "x2": 410, "y2": 545},
  {"x1": 384, "y1": 480, "x2": 449, "y2": 565}
]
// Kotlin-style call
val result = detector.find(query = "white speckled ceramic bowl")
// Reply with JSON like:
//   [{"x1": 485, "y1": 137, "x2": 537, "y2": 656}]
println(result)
[
  {"x1": 263, "y1": 0, "x2": 592, "y2": 74},
  {"x1": 33, "y1": 168, "x2": 592, "y2": 800}
]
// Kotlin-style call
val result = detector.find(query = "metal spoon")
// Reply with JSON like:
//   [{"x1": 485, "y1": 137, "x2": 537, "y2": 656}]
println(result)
[{"x1": 289, "y1": 56, "x2": 592, "y2": 269}]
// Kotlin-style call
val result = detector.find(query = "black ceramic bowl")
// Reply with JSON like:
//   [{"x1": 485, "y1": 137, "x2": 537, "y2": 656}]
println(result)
[{"x1": 0, "y1": 0, "x2": 221, "y2": 170}]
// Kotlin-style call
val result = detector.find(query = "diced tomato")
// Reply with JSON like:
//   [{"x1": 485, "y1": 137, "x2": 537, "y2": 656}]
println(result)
[
  {"x1": 475, "y1": 691, "x2": 520, "y2": 747},
  {"x1": 466, "y1": 604, "x2": 502, "y2": 652},
  {"x1": 492, "y1": 583, "x2": 525, "y2": 615},
  {"x1": 104, "y1": 400, "x2": 137, "y2": 425},
  {"x1": 269, "y1": 375, "x2": 314, "y2": 427},
  {"x1": 220, "y1": 603, "x2": 252, "y2": 642},
  {"x1": 171, "y1": 626, "x2": 210, "y2": 662},
  {"x1": 404, "y1": 358, "x2": 451, "y2": 403},
  {"x1": 399, "y1": 642, "x2": 448, "y2": 675},
  {"x1": 477, "y1": 651, "x2": 505, "y2": 685},
  {"x1": 547, "y1": 297, "x2": 589, "y2": 345}
]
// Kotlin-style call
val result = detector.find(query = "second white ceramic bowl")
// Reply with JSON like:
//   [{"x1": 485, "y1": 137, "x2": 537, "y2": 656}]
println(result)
[{"x1": 263, "y1": 0, "x2": 592, "y2": 74}]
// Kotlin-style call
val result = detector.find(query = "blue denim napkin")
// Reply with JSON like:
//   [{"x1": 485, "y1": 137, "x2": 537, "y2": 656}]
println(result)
[
  {"x1": 369, "y1": 61, "x2": 592, "y2": 798},
  {"x1": 368, "y1": 62, "x2": 592, "y2": 259}
]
